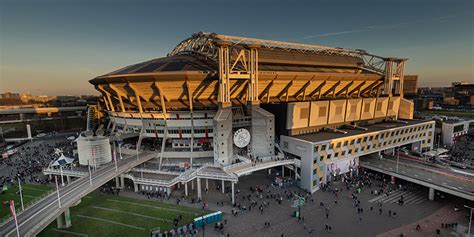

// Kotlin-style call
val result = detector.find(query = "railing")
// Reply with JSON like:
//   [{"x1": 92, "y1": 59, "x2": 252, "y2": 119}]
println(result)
[
  {"x1": 131, "y1": 168, "x2": 181, "y2": 176},
  {"x1": 234, "y1": 159, "x2": 296, "y2": 176},
  {"x1": 0, "y1": 189, "x2": 55, "y2": 226},
  {"x1": 42, "y1": 168, "x2": 88, "y2": 177}
]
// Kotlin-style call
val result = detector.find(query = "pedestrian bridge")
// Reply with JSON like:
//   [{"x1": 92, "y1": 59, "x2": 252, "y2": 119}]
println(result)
[
  {"x1": 0, "y1": 151, "x2": 156, "y2": 237},
  {"x1": 360, "y1": 156, "x2": 474, "y2": 201}
]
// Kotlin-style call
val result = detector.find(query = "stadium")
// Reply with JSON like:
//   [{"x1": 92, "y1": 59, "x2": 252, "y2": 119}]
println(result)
[{"x1": 88, "y1": 32, "x2": 435, "y2": 194}]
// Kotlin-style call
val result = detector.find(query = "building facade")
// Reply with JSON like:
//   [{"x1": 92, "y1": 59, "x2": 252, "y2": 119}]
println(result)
[{"x1": 87, "y1": 32, "x2": 434, "y2": 192}]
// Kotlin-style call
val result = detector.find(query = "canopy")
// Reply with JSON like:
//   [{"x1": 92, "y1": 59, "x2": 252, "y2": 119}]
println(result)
[{"x1": 51, "y1": 154, "x2": 75, "y2": 167}]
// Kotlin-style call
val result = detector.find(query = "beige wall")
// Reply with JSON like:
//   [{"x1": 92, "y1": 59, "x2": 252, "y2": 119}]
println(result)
[
  {"x1": 309, "y1": 101, "x2": 329, "y2": 127},
  {"x1": 374, "y1": 97, "x2": 389, "y2": 118},
  {"x1": 360, "y1": 98, "x2": 376, "y2": 120},
  {"x1": 345, "y1": 99, "x2": 362, "y2": 122},
  {"x1": 328, "y1": 100, "x2": 347, "y2": 124}
]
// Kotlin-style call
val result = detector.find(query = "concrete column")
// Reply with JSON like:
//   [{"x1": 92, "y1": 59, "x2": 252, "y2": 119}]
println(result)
[
  {"x1": 428, "y1": 188, "x2": 435, "y2": 201},
  {"x1": 197, "y1": 178, "x2": 202, "y2": 200},
  {"x1": 268, "y1": 169, "x2": 271, "y2": 175},
  {"x1": 64, "y1": 208, "x2": 72, "y2": 228},
  {"x1": 49, "y1": 174, "x2": 52, "y2": 180},
  {"x1": 120, "y1": 175, "x2": 125, "y2": 188},
  {"x1": 166, "y1": 187, "x2": 171, "y2": 196},
  {"x1": 57, "y1": 208, "x2": 72, "y2": 229},
  {"x1": 294, "y1": 165, "x2": 297, "y2": 180},
  {"x1": 56, "y1": 214, "x2": 65, "y2": 229},
  {"x1": 115, "y1": 177, "x2": 120, "y2": 188},
  {"x1": 222, "y1": 180, "x2": 225, "y2": 193},
  {"x1": 134, "y1": 183, "x2": 138, "y2": 192},
  {"x1": 184, "y1": 182, "x2": 188, "y2": 196},
  {"x1": 205, "y1": 179, "x2": 209, "y2": 190},
  {"x1": 191, "y1": 179, "x2": 194, "y2": 190},
  {"x1": 231, "y1": 182, "x2": 235, "y2": 204},
  {"x1": 177, "y1": 182, "x2": 181, "y2": 189},
  {"x1": 66, "y1": 176, "x2": 71, "y2": 184},
  {"x1": 282, "y1": 166, "x2": 285, "y2": 177}
]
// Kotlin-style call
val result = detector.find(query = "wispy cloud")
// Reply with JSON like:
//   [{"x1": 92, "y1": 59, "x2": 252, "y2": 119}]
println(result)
[{"x1": 298, "y1": 11, "x2": 473, "y2": 40}]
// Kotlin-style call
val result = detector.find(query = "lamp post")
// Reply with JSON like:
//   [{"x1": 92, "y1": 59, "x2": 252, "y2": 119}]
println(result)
[{"x1": 396, "y1": 146, "x2": 400, "y2": 173}]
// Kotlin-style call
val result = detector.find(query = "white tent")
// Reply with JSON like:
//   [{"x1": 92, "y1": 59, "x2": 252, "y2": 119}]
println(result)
[{"x1": 51, "y1": 154, "x2": 75, "y2": 167}]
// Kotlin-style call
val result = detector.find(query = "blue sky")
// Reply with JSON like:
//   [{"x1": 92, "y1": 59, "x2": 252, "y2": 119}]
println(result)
[{"x1": 1, "y1": 0, "x2": 473, "y2": 95}]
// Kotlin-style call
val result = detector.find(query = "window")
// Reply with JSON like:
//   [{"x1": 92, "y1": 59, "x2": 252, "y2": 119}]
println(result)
[
  {"x1": 351, "y1": 104, "x2": 357, "y2": 112},
  {"x1": 321, "y1": 144, "x2": 327, "y2": 150},
  {"x1": 376, "y1": 102, "x2": 383, "y2": 111},
  {"x1": 364, "y1": 103, "x2": 371, "y2": 113},
  {"x1": 329, "y1": 144, "x2": 334, "y2": 149},
  {"x1": 343, "y1": 141, "x2": 348, "y2": 146},
  {"x1": 336, "y1": 142, "x2": 341, "y2": 148},
  {"x1": 334, "y1": 152, "x2": 339, "y2": 157},
  {"x1": 300, "y1": 108, "x2": 309, "y2": 119},
  {"x1": 319, "y1": 107, "x2": 327, "y2": 117},
  {"x1": 314, "y1": 146, "x2": 319, "y2": 152}
]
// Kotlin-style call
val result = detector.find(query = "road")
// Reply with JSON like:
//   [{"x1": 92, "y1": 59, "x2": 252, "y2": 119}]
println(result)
[
  {"x1": 360, "y1": 154, "x2": 474, "y2": 201},
  {"x1": 0, "y1": 151, "x2": 155, "y2": 237}
]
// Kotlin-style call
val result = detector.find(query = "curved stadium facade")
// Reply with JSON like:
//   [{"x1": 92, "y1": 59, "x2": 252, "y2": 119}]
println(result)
[{"x1": 89, "y1": 32, "x2": 434, "y2": 193}]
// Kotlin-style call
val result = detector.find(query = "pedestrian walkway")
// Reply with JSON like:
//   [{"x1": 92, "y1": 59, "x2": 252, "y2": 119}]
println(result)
[
  {"x1": 368, "y1": 190, "x2": 427, "y2": 205},
  {"x1": 377, "y1": 204, "x2": 465, "y2": 237}
]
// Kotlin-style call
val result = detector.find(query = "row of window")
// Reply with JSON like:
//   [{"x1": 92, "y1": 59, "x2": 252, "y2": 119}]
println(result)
[
  {"x1": 314, "y1": 124, "x2": 434, "y2": 162},
  {"x1": 144, "y1": 128, "x2": 213, "y2": 134},
  {"x1": 314, "y1": 124, "x2": 433, "y2": 152}
]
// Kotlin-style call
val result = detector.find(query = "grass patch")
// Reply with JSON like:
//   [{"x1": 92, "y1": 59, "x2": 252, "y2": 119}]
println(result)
[
  {"x1": 0, "y1": 183, "x2": 52, "y2": 219},
  {"x1": 39, "y1": 193, "x2": 211, "y2": 237}
]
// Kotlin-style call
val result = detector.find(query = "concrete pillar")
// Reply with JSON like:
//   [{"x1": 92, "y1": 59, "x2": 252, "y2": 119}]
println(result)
[
  {"x1": 66, "y1": 176, "x2": 71, "y2": 184},
  {"x1": 205, "y1": 179, "x2": 209, "y2": 190},
  {"x1": 222, "y1": 180, "x2": 225, "y2": 193},
  {"x1": 294, "y1": 165, "x2": 297, "y2": 180},
  {"x1": 57, "y1": 208, "x2": 72, "y2": 229},
  {"x1": 268, "y1": 169, "x2": 271, "y2": 175},
  {"x1": 120, "y1": 175, "x2": 125, "y2": 188},
  {"x1": 428, "y1": 188, "x2": 435, "y2": 201},
  {"x1": 177, "y1": 182, "x2": 181, "y2": 189},
  {"x1": 191, "y1": 179, "x2": 194, "y2": 190},
  {"x1": 49, "y1": 174, "x2": 52, "y2": 180},
  {"x1": 197, "y1": 178, "x2": 202, "y2": 200},
  {"x1": 134, "y1": 183, "x2": 138, "y2": 192},
  {"x1": 184, "y1": 182, "x2": 188, "y2": 196},
  {"x1": 115, "y1": 177, "x2": 120, "y2": 188},
  {"x1": 282, "y1": 165, "x2": 285, "y2": 177},
  {"x1": 231, "y1": 182, "x2": 235, "y2": 204},
  {"x1": 166, "y1": 187, "x2": 171, "y2": 196},
  {"x1": 56, "y1": 214, "x2": 65, "y2": 228},
  {"x1": 64, "y1": 208, "x2": 72, "y2": 228}
]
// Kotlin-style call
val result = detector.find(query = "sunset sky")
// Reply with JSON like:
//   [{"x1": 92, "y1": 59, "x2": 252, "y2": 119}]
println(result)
[{"x1": 1, "y1": 0, "x2": 473, "y2": 95}]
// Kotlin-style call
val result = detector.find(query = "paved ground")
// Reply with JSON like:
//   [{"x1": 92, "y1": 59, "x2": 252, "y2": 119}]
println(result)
[{"x1": 121, "y1": 169, "x2": 474, "y2": 237}]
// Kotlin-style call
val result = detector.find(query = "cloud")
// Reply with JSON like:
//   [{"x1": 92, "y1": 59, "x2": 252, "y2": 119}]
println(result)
[{"x1": 298, "y1": 11, "x2": 473, "y2": 40}]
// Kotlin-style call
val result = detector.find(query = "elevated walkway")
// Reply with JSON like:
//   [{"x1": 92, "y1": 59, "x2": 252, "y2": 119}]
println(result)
[
  {"x1": 0, "y1": 151, "x2": 155, "y2": 237},
  {"x1": 360, "y1": 155, "x2": 474, "y2": 201}
]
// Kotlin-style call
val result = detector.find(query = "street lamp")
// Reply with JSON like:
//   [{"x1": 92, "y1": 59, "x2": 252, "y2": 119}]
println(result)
[
  {"x1": 465, "y1": 205, "x2": 473, "y2": 237},
  {"x1": 396, "y1": 146, "x2": 400, "y2": 173}
]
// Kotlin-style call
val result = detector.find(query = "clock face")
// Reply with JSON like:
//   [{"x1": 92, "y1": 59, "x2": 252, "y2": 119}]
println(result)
[{"x1": 233, "y1": 128, "x2": 251, "y2": 148}]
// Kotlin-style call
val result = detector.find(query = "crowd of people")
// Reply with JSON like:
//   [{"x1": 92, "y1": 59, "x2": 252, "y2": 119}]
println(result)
[{"x1": 0, "y1": 137, "x2": 76, "y2": 189}]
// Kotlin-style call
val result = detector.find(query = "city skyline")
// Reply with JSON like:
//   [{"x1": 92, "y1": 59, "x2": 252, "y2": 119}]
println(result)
[{"x1": 1, "y1": 0, "x2": 473, "y2": 96}]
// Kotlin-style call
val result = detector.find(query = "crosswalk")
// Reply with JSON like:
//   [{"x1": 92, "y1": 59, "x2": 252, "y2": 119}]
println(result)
[{"x1": 368, "y1": 190, "x2": 427, "y2": 205}]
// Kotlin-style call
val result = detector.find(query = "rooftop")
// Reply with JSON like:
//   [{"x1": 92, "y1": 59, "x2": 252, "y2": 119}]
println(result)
[{"x1": 292, "y1": 120, "x2": 433, "y2": 143}]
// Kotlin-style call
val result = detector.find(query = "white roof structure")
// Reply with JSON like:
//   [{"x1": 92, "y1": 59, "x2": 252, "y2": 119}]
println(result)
[{"x1": 51, "y1": 154, "x2": 75, "y2": 167}]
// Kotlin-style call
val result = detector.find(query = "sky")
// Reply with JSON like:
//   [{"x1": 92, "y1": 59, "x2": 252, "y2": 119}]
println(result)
[{"x1": 0, "y1": 0, "x2": 473, "y2": 96}]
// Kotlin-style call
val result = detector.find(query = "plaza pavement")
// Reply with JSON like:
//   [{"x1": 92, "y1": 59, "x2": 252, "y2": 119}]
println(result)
[{"x1": 117, "y1": 169, "x2": 472, "y2": 237}]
